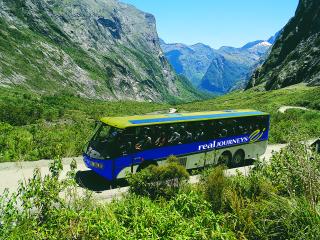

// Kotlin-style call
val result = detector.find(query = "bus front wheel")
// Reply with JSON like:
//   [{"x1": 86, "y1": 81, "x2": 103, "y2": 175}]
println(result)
[
  {"x1": 232, "y1": 150, "x2": 245, "y2": 167},
  {"x1": 218, "y1": 151, "x2": 232, "y2": 167}
]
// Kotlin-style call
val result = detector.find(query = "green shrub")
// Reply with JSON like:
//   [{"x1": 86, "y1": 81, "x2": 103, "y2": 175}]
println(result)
[
  {"x1": 228, "y1": 172, "x2": 277, "y2": 201},
  {"x1": 128, "y1": 156, "x2": 190, "y2": 200},
  {"x1": 262, "y1": 139, "x2": 320, "y2": 206},
  {"x1": 201, "y1": 166, "x2": 228, "y2": 212},
  {"x1": 169, "y1": 188, "x2": 210, "y2": 218},
  {"x1": 221, "y1": 172, "x2": 277, "y2": 221},
  {"x1": 226, "y1": 196, "x2": 320, "y2": 240}
]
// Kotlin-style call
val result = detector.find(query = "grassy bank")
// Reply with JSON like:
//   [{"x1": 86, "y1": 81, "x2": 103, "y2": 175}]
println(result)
[{"x1": 0, "y1": 85, "x2": 319, "y2": 162}]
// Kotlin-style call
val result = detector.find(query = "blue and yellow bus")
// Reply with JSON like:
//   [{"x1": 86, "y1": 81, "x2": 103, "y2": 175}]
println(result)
[{"x1": 83, "y1": 109, "x2": 270, "y2": 180}]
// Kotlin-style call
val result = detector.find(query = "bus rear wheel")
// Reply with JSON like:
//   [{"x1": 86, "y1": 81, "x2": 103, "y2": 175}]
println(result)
[
  {"x1": 232, "y1": 150, "x2": 245, "y2": 168},
  {"x1": 218, "y1": 151, "x2": 232, "y2": 167}
]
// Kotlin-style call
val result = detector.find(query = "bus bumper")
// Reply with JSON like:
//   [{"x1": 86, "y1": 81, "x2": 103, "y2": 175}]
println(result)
[{"x1": 83, "y1": 154, "x2": 114, "y2": 181}]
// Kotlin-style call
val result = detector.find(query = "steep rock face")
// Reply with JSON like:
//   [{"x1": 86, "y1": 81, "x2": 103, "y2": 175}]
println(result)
[
  {"x1": 247, "y1": 0, "x2": 320, "y2": 89},
  {"x1": 0, "y1": 0, "x2": 198, "y2": 101}
]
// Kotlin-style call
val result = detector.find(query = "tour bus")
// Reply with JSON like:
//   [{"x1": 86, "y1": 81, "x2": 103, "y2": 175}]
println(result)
[{"x1": 83, "y1": 109, "x2": 270, "y2": 181}]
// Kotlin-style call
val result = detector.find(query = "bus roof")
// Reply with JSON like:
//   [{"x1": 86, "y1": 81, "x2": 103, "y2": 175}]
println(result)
[{"x1": 100, "y1": 109, "x2": 269, "y2": 129}]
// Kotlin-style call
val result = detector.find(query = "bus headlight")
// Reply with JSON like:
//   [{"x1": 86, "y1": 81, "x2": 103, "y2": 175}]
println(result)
[{"x1": 90, "y1": 161, "x2": 104, "y2": 169}]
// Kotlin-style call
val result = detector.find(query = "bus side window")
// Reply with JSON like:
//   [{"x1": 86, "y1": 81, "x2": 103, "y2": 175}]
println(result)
[
  {"x1": 193, "y1": 122, "x2": 206, "y2": 141},
  {"x1": 228, "y1": 119, "x2": 237, "y2": 136},
  {"x1": 260, "y1": 116, "x2": 269, "y2": 130},
  {"x1": 216, "y1": 121, "x2": 223, "y2": 138},
  {"x1": 134, "y1": 127, "x2": 153, "y2": 151},
  {"x1": 120, "y1": 128, "x2": 137, "y2": 154},
  {"x1": 221, "y1": 119, "x2": 230, "y2": 137},
  {"x1": 154, "y1": 125, "x2": 168, "y2": 147},
  {"x1": 168, "y1": 124, "x2": 182, "y2": 145},
  {"x1": 244, "y1": 117, "x2": 251, "y2": 134},
  {"x1": 205, "y1": 120, "x2": 215, "y2": 140},
  {"x1": 179, "y1": 124, "x2": 193, "y2": 144},
  {"x1": 217, "y1": 120, "x2": 228, "y2": 138},
  {"x1": 245, "y1": 118, "x2": 253, "y2": 134},
  {"x1": 237, "y1": 120, "x2": 244, "y2": 135}
]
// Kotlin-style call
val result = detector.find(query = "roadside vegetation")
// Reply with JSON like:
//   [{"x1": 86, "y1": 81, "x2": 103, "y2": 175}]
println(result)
[
  {"x1": 0, "y1": 87, "x2": 168, "y2": 162},
  {"x1": 1, "y1": 140, "x2": 319, "y2": 239},
  {"x1": 0, "y1": 85, "x2": 320, "y2": 162}
]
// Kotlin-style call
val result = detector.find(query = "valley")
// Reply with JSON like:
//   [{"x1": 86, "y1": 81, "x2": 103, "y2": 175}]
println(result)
[
  {"x1": 161, "y1": 36, "x2": 276, "y2": 94},
  {"x1": 0, "y1": 0, "x2": 320, "y2": 239}
]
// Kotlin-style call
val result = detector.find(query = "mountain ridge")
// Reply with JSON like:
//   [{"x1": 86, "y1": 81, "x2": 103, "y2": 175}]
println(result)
[
  {"x1": 247, "y1": 0, "x2": 320, "y2": 90},
  {"x1": 161, "y1": 34, "x2": 277, "y2": 94},
  {"x1": 0, "y1": 0, "x2": 201, "y2": 102}
]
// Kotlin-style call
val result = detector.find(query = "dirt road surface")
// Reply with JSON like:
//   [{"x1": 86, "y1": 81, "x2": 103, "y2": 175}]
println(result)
[
  {"x1": 278, "y1": 106, "x2": 308, "y2": 113},
  {"x1": 0, "y1": 143, "x2": 286, "y2": 202}
]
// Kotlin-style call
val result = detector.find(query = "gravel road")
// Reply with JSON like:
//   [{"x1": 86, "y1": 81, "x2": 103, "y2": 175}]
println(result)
[{"x1": 278, "y1": 105, "x2": 309, "y2": 113}]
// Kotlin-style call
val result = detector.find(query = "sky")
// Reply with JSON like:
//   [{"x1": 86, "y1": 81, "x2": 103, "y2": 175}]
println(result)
[{"x1": 120, "y1": 0, "x2": 299, "y2": 49}]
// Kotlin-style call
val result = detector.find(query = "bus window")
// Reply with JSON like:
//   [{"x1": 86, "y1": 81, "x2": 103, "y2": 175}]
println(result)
[
  {"x1": 257, "y1": 116, "x2": 268, "y2": 130},
  {"x1": 225, "y1": 119, "x2": 236, "y2": 137},
  {"x1": 85, "y1": 124, "x2": 124, "y2": 159},
  {"x1": 134, "y1": 127, "x2": 153, "y2": 151},
  {"x1": 216, "y1": 120, "x2": 228, "y2": 138},
  {"x1": 119, "y1": 128, "x2": 136, "y2": 155},
  {"x1": 192, "y1": 122, "x2": 206, "y2": 141},
  {"x1": 179, "y1": 124, "x2": 193, "y2": 143},
  {"x1": 203, "y1": 121, "x2": 214, "y2": 140},
  {"x1": 235, "y1": 119, "x2": 243, "y2": 135},
  {"x1": 167, "y1": 125, "x2": 181, "y2": 145},
  {"x1": 154, "y1": 126, "x2": 167, "y2": 147},
  {"x1": 94, "y1": 124, "x2": 110, "y2": 141}
]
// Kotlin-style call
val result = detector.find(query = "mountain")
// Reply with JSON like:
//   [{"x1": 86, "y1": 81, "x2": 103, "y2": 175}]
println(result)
[
  {"x1": 200, "y1": 40, "x2": 272, "y2": 94},
  {"x1": 247, "y1": 0, "x2": 320, "y2": 90},
  {"x1": 0, "y1": 0, "x2": 200, "y2": 102},
  {"x1": 160, "y1": 40, "x2": 219, "y2": 87},
  {"x1": 161, "y1": 35, "x2": 276, "y2": 94}
]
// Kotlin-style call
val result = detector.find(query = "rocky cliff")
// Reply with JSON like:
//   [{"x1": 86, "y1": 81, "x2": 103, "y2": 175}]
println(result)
[
  {"x1": 0, "y1": 0, "x2": 200, "y2": 102},
  {"x1": 247, "y1": 0, "x2": 320, "y2": 89}
]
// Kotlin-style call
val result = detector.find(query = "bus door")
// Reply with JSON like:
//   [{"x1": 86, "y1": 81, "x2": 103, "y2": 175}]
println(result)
[{"x1": 113, "y1": 127, "x2": 137, "y2": 176}]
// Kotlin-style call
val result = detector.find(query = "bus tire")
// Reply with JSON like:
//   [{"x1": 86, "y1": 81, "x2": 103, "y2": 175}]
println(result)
[
  {"x1": 137, "y1": 161, "x2": 157, "y2": 172},
  {"x1": 218, "y1": 151, "x2": 232, "y2": 167},
  {"x1": 232, "y1": 150, "x2": 245, "y2": 167}
]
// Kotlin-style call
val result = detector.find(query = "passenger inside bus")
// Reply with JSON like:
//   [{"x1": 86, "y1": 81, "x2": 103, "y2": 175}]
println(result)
[
  {"x1": 135, "y1": 128, "x2": 152, "y2": 151},
  {"x1": 180, "y1": 125, "x2": 193, "y2": 143},
  {"x1": 168, "y1": 126, "x2": 181, "y2": 145},
  {"x1": 155, "y1": 128, "x2": 167, "y2": 147},
  {"x1": 194, "y1": 122, "x2": 205, "y2": 141}
]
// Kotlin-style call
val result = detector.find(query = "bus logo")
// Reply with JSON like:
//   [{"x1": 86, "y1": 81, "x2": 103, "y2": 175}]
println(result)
[{"x1": 249, "y1": 129, "x2": 265, "y2": 143}]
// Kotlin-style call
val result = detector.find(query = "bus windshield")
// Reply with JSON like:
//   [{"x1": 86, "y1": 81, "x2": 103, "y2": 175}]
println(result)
[{"x1": 85, "y1": 123, "x2": 123, "y2": 159}]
